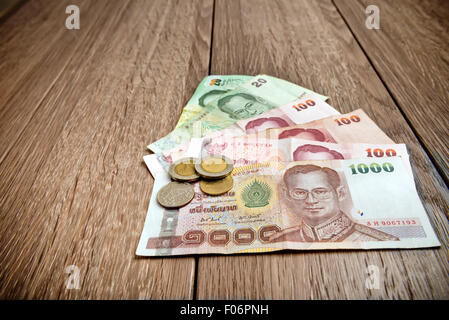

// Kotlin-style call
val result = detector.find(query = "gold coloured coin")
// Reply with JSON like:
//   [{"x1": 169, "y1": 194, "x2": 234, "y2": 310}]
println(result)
[
  {"x1": 200, "y1": 175, "x2": 234, "y2": 195},
  {"x1": 157, "y1": 181, "x2": 195, "y2": 208},
  {"x1": 168, "y1": 157, "x2": 200, "y2": 182},
  {"x1": 195, "y1": 155, "x2": 233, "y2": 179},
  {"x1": 201, "y1": 157, "x2": 227, "y2": 173}
]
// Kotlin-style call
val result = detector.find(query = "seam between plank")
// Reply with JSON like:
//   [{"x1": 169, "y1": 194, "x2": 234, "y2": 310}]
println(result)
[
  {"x1": 193, "y1": 0, "x2": 216, "y2": 301},
  {"x1": 331, "y1": 0, "x2": 449, "y2": 189}
]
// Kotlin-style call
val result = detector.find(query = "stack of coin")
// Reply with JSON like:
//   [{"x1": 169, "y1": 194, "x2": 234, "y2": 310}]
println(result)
[
  {"x1": 157, "y1": 155, "x2": 234, "y2": 208},
  {"x1": 194, "y1": 155, "x2": 233, "y2": 180},
  {"x1": 199, "y1": 175, "x2": 234, "y2": 196},
  {"x1": 195, "y1": 155, "x2": 234, "y2": 195}
]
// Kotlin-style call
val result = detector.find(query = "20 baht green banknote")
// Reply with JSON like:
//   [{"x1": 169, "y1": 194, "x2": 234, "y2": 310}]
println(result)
[
  {"x1": 148, "y1": 75, "x2": 328, "y2": 153},
  {"x1": 175, "y1": 75, "x2": 252, "y2": 128}
]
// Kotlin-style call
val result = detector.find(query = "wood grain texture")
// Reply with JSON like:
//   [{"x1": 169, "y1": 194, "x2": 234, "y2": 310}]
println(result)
[
  {"x1": 196, "y1": 0, "x2": 449, "y2": 299},
  {"x1": 1, "y1": 0, "x2": 448, "y2": 300},
  {"x1": 0, "y1": 0, "x2": 104, "y2": 163},
  {"x1": 334, "y1": 0, "x2": 449, "y2": 183},
  {"x1": 0, "y1": 0, "x2": 213, "y2": 299}
]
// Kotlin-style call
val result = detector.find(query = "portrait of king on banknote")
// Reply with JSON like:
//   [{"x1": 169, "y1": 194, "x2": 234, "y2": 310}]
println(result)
[
  {"x1": 244, "y1": 117, "x2": 292, "y2": 134},
  {"x1": 278, "y1": 127, "x2": 333, "y2": 142},
  {"x1": 216, "y1": 92, "x2": 276, "y2": 120},
  {"x1": 271, "y1": 164, "x2": 399, "y2": 242},
  {"x1": 292, "y1": 144, "x2": 344, "y2": 161}
]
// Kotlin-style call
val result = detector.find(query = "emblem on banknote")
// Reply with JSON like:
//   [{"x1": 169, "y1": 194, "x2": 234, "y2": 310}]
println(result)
[{"x1": 241, "y1": 179, "x2": 272, "y2": 208}]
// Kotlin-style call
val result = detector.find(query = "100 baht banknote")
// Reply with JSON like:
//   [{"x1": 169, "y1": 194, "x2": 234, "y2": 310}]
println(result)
[
  {"x1": 199, "y1": 137, "x2": 414, "y2": 179},
  {"x1": 136, "y1": 157, "x2": 440, "y2": 256},
  {"x1": 149, "y1": 93, "x2": 339, "y2": 172},
  {"x1": 146, "y1": 108, "x2": 394, "y2": 178},
  {"x1": 145, "y1": 135, "x2": 413, "y2": 182},
  {"x1": 208, "y1": 91, "x2": 340, "y2": 137},
  {"x1": 249, "y1": 109, "x2": 395, "y2": 144},
  {"x1": 147, "y1": 75, "x2": 327, "y2": 153}
]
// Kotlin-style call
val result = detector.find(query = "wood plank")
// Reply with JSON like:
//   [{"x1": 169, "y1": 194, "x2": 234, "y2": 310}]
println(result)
[
  {"x1": 0, "y1": 0, "x2": 24, "y2": 20},
  {"x1": 0, "y1": 0, "x2": 107, "y2": 163},
  {"x1": 0, "y1": 0, "x2": 213, "y2": 298},
  {"x1": 334, "y1": 0, "x2": 449, "y2": 183},
  {"x1": 197, "y1": 0, "x2": 449, "y2": 299}
]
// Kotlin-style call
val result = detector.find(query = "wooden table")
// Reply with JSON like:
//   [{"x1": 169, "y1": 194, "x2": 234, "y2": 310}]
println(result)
[{"x1": 0, "y1": 0, "x2": 448, "y2": 299}]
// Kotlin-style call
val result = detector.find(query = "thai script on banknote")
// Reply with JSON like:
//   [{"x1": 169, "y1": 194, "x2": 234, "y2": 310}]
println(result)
[
  {"x1": 139, "y1": 74, "x2": 440, "y2": 257},
  {"x1": 137, "y1": 158, "x2": 439, "y2": 256}
]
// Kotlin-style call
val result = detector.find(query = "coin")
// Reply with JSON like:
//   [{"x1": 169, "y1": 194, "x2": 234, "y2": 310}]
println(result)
[
  {"x1": 168, "y1": 157, "x2": 200, "y2": 182},
  {"x1": 195, "y1": 155, "x2": 233, "y2": 179},
  {"x1": 157, "y1": 181, "x2": 195, "y2": 208},
  {"x1": 200, "y1": 175, "x2": 234, "y2": 195},
  {"x1": 201, "y1": 157, "x2": 227, "y2": 173}
]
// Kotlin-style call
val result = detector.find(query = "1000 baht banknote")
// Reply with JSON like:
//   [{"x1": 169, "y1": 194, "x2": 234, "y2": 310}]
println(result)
[{"x1": 136, "y1": 157, "x2": 440, "y2": 256}]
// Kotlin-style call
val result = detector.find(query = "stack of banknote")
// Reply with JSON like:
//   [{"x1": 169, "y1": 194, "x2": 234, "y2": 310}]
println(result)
[{"x1": 137, "y1": 75, "x2": 440, "y2": 256}]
